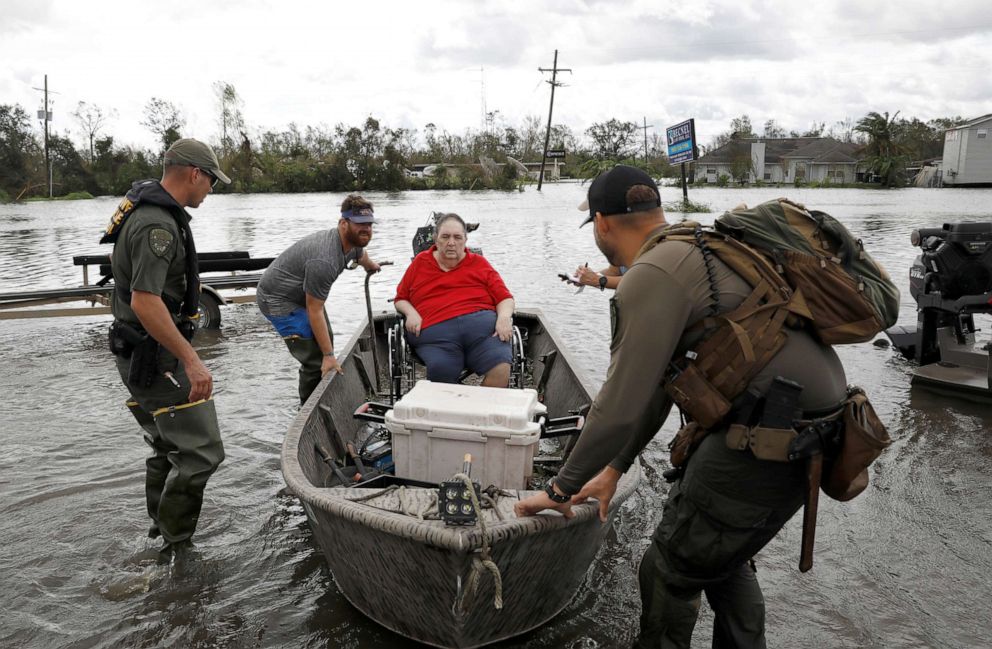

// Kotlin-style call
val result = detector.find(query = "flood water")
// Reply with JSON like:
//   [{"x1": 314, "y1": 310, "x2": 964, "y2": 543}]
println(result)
[{"x1": 2, "y1": 184, "x2": 991, "y2": 648}]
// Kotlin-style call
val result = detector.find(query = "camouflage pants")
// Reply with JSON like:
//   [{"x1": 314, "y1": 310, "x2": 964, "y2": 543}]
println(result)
[
  {"x1": 116, "y1": 353, "x2": 224, "y2": 544},
  {"x1": 635, "y1": 431, "x2": 806, "y2": 649}
]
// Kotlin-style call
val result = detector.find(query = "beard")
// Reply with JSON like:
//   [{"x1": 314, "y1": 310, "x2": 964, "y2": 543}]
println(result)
[
  {"x1": 593, "y1": 226, "x2": 620, "y2": 267},
  {"x1": 343, "y1": 223, "x2": 372, "y2": 248}
]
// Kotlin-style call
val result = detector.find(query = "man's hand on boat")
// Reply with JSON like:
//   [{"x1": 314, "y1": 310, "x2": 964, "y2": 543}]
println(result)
[
  {"x1": 513, "y1": 489, "x2": 575, "y2": 519},
  {"x1": 569, "y1": 467, "x2": 621, "y2": 523},
  {"x1": 321, "y1": 354, "x2": 344, "y2": 376},
  {"x1": 514, "y1": 467, "x2": 621, "y2": 523}
]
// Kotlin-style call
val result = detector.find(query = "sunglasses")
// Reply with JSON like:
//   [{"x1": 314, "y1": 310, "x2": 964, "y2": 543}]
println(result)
[{"x1": 195, "y1": 166, "x2": 219, "y2": 188}]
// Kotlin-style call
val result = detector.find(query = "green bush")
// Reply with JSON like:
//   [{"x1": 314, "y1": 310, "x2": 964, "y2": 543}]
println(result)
[
  {"x1": 664, "y1": 199, "x2": 712, "y2": 213},
  {"x1": 716, "y1": 174, "x2": 730, "y2": 187},
  {"x1": 61, "y1": 191, "x2": 94, "y2": 200},
  {"x1": 0, "y1": 188, "x2": 9, "y2": 203}
]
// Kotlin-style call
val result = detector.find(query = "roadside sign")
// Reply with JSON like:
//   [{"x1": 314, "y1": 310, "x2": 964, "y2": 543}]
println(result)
[
  {"x1": 666, "y1": 119, "x2": 696, "y2": 164},
  {"x1": 546, "y1": 149, "x2": 566, "y2": 159}
]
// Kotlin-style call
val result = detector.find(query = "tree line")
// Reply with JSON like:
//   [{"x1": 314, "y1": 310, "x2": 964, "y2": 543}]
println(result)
[{"x1": 0, "y1": 80, "x2": 970, "y2": 200}]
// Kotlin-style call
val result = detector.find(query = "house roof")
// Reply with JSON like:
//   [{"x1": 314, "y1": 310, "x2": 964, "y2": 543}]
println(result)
[
  {"x1": 950, "y1": 113, "x2": 992, "y2": 130},
  {"x1": 696, "y1": 137, "x2": 859, "y2": 165},
  {"x1": 784, "y1": 139, "x2": 860, "y2": 163}
]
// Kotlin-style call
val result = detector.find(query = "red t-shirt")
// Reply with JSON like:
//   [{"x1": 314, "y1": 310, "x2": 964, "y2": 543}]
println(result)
[{"x1": 394, "y1": 247, "x2": 513, "y2": 330}]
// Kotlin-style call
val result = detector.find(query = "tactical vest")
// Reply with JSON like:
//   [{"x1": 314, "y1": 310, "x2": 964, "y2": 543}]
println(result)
[{"x1": 101, "y1": 180, "x2": 200, "y2": 319}]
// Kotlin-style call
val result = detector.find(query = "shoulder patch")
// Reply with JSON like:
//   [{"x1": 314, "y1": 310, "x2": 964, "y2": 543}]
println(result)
[{"x1": 148, "y1": 228, "x2": 175, "y2": 257}]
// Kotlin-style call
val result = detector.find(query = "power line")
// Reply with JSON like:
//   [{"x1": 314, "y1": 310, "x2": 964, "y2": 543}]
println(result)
[
  {"x1": 31, "y1": 74, "x2": 59, "y2": 198},
  {"x1": 537, "y1": 49, "x2": 571, "y2": 191},
  {"x1": 637, "y1": 117, "x2": 654, "y2": 161}
]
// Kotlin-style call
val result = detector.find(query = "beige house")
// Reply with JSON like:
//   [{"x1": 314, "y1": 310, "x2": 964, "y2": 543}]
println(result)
[{"x1": 696, "y1": 137, "x2": 860, "y2": 184}]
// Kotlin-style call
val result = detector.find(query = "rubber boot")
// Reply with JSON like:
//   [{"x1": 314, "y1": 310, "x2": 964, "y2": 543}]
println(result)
[
  {"x1": 127, "y1": 399, "x2": 169, "y2": 539},
  {"x1": 151, "y1": 399, "x2": 225, "y2": 545},
  {"x1": 284, "y1": 336, "x2": 324, "y2": 404}
]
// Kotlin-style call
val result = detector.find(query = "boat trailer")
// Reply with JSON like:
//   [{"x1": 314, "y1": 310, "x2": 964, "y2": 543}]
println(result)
[{"x1": 0, "y1": 250, "x2": 272, "y2": 328}]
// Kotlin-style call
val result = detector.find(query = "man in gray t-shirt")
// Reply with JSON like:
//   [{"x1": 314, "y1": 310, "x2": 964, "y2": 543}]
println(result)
[{"x1": 257, "y1": 194, "x2": 381, "y2": 403}]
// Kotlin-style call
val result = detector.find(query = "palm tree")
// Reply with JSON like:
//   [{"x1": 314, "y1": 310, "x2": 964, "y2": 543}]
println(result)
[{"x1": 855, "y1": 111, "x2": 908, "y2": 187}]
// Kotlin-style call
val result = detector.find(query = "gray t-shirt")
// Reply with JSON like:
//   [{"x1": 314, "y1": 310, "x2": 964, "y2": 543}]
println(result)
[{"x1": 256, "y1": 229, "x2": 362, "y2": 316}]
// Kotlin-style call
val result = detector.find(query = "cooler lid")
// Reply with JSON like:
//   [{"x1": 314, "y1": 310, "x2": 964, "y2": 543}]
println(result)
[{"x1": 388, "y1": 381, "x2": 547, "y2": 434}]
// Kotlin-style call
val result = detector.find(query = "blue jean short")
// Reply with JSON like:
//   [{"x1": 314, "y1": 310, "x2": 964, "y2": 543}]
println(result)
[
  {"x1": 407, "y1": 310, "x2": 511, "y2": 383},
  {"x1": 264, "y1": 308, "x2": 313, "y2": 338}
]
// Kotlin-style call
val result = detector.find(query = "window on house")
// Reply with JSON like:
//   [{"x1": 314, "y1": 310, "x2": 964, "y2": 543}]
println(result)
[
  {"x1": 795, "y1": 166, "x2": 806, "y2": 179},
  {"x1": 979, "y1": 129, "x2": 988, "y2": 139},
  {"x1": 706, "y1": 168, "x2": 716, "y2": 174},
  {"x1": 764, "y1": 172, "x2": 771, "y2": 180}
]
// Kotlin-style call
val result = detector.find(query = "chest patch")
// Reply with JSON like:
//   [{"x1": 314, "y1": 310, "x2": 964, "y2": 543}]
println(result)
[{"x1": 148, "y1": 228, "x2": 175, "y2": 258}]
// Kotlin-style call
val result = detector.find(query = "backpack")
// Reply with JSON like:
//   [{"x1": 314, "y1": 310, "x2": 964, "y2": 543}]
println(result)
[
  {"x1": 713, "y1": 197, "x2": 899, "y2": 344},
  {"x1": 655, "y1": 197, "x2": 899, "y2": 429}
]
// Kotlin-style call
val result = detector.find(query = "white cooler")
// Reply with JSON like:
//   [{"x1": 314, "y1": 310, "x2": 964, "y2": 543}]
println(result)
[{"x1": 385, "y1": 381, "x2": 547, "y2": 489}]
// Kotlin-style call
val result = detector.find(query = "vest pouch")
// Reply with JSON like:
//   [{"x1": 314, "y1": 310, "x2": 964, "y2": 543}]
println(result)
[
  {"x1": 664, "y1": 362, "x2": 731, "y2": 429},
  {"x1": 669, "y1": 421, "x2": 709, "y2": 469},
  {"x1": 822, "y1": 389, "x2": 891, "y2": 501},
  {"x1": 748, "y1": 426, "x2": 797, "y2": 462}
]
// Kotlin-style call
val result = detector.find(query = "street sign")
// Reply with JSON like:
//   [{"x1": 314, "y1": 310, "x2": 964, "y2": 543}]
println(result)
[
  {"x1": 546, "y1": 149, "x2": 566, "y2": 159},
  {"x1": 666, "y1": 119, "x2": 696, "y2": 164}
]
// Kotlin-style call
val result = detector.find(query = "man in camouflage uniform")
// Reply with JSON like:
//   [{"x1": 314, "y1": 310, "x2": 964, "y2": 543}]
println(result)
[
  {"x1": 103, "y1": 138, "x2": 230, "y2": 557},
  {"x1": 516, "y1": 166, "x2": 848, "y2": 647}
]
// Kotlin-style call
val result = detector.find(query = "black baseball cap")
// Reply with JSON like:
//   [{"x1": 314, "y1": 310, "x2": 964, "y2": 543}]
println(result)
[{"x1": 578, "y1": 165, "x2": 661, "y2": 226}]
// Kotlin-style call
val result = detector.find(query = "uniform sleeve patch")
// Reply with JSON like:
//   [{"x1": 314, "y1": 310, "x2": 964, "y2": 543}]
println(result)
[{"x1": 148, "y1": 228, "x2": 175, "y2": 258}]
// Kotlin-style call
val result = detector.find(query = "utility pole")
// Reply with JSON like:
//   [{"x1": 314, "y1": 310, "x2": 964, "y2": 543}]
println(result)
[
  {"x1": 32, "y1": 74, "x2": 56, "y2": 198},
  {"x1": 637, "y1": 117, "x2": 654, "y2": 162},
  {"x1": 537, "y1": 50, "x2": 571, "y2": 191}
]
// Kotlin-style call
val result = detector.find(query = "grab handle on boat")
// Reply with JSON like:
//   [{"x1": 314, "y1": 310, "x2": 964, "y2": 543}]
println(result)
[
  {"x1": 539, "y1": 414, "x2": 585, "y2": 439},
  {"x1": 353, "y1": 401, "x2": 392, "y2": 424}
]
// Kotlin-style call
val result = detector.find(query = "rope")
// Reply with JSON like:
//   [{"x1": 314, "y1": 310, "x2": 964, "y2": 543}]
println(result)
[
  {"x1": 480, "y1": 492, "x2": 504, "y2": 521},
  {"x1": 452, "y1": 472, "x2": 504, "y2": 612},
  {"x1": 343, "y1": 484, "x2": 398, "y2": 503}
]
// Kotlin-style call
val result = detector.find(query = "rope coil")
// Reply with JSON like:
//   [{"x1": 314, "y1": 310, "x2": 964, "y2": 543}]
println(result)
[{"x1": 451, "y1": 472, "x2": 504, "y2": 612}]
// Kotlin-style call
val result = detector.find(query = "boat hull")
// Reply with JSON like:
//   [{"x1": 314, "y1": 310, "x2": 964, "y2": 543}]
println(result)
[{"x1": 283, "y1": 308, "x2": 640, "y2": 648}]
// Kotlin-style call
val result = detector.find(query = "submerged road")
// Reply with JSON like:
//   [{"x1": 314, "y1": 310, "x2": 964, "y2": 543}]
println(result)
[{"x1": 1, "y1": 185, "x2": 991, "y2": 648}]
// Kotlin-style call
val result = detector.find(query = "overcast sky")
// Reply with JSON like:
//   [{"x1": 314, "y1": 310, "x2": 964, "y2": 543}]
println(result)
[{"x1": 2, "y1": 0, "x2": 990, "y2": 153}]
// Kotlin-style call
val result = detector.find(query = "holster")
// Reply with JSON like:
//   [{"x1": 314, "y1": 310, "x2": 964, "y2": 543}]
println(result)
[{"x1": 109, "y1": 320, "x2": 146, "y2": 358}]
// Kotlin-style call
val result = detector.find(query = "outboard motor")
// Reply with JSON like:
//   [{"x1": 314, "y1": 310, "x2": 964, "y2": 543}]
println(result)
[
  {"x1": 889, "y1": 222, "x2": 992, "y2": 366},
  {"x1": 910, "y1": 223, "x2": 992, "y2": 300}
]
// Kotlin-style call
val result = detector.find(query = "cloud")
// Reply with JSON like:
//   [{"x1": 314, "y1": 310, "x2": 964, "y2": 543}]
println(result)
[{"x1": 0, "y1": 0, "x2": 54, "y2": 35}]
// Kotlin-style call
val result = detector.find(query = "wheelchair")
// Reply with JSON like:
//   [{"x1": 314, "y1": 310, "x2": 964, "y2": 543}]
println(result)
[{"x1": 387, "y1": 317, "x2": 527, "y2": 402}]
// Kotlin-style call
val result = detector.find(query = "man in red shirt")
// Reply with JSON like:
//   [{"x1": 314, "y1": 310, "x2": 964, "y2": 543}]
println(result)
[{"x1": 394, "y1": 213, "x2": 515, "y2": 387}]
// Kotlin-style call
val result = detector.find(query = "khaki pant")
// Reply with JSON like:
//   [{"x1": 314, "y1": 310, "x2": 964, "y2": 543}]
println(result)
[
  {"x1": 116, "y1": 354, "x2": 224, "y2": 544},
  {"x1": 635, "y1": 431, "x2": 805, "y2": 649}
]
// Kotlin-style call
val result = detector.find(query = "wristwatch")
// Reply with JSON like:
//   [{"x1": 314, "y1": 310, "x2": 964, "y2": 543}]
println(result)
[
  {"x1": 598, "y1": 274, "x2": 608, "y2": 291},
  {"x1": 544, "y1": 478, "x2": 571, "y2": 503}
]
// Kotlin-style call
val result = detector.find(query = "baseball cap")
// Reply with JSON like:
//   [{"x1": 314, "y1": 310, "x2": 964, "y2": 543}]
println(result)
[
  {"x1": 163, "y1": 138, "x2": 232, "y2": 184},
  {"x1": 342, "y1": 206, "x2": 377, "y2": 224},
  {"x1": 578, "y1": 165, "x2": 661, "y2": 226}
]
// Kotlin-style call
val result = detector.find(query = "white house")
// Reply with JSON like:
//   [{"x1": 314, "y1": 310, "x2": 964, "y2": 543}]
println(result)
[{"x1": 941, "y1": 114, "x2": 992, "y2": 186}]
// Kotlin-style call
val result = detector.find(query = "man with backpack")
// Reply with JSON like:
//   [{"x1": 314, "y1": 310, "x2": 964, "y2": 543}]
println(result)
[{"x1": 516, "y1": 165, "x2": 891, "y2": 648}]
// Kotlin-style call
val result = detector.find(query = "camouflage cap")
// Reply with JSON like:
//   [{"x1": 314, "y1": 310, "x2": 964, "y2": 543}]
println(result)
[{"x1": 163, "y1": 138, "x2": 231, "y2": 184}]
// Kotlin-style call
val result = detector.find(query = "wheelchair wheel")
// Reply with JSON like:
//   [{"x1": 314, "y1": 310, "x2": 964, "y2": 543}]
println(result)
[{"x1": 509, "y1": 325, "x2": 527, "y2": 389}]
